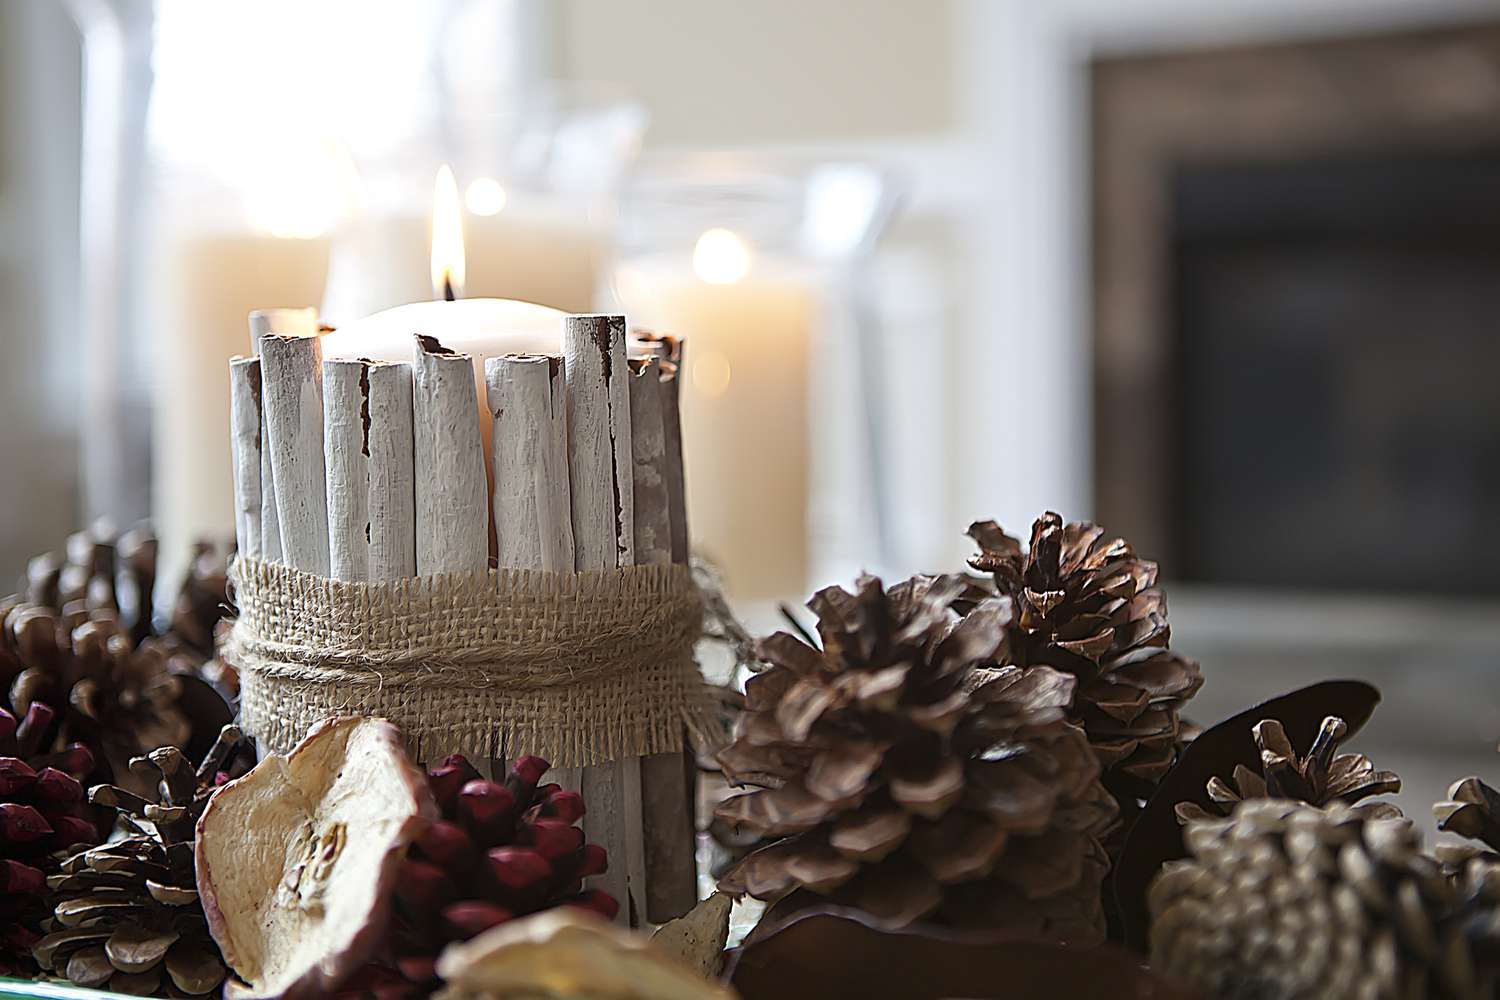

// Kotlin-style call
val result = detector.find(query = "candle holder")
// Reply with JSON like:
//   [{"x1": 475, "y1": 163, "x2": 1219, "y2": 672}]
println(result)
[
  {"x1": 320, "y1": 82, "x2": 646, "y2": 322},
  {"x1": 609, "y1": 152, "x2": 903, "y2": 602},
  {"x1": 226, "y1": 290, "x2": 707, "y2": 929}
]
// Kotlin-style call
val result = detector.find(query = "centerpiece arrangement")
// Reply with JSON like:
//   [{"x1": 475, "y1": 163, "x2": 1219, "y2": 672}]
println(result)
[
  {"x1": 2, "y1": 172, "x2": 1497, "y2": 1000},
  {"x1": 4, "y1": 499, "x2": 1497, "y2": 999}
]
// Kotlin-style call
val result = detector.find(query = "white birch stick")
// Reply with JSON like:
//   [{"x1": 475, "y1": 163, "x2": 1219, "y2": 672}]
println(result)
[
  {"x1": 228, "y1": 357, "x2": 263, "y2": 558},
  {"x1": 564, "y1": 314, "x2": 642, "y2": 922},
  {"x1": 247, "y1": 308, "x2": 319, "y2": 564},
  {"x1": 657, "y1": 337, "x2": 691, "y2": 566},
  {"x1": 629, "y1": 357, "x2": 698, "y2": 922},
  {"x1": 366, "y1": 362, "x2": 417, "y2": 581},
  {"x1": 260, "y1": 333, "x2": 329, "y2": 575},
  {"x1": 487, "y1": 355, "x2": 574, "y2": 573},
  {"x1": 413, "y1": 335, "x2": 488, "y2": 575},
  {"x1": 634, "y1": 332, "x2": 690, "y2": 563},
  {"x1": 323, "y1": 359, "x2": 371, "y2": 582},
  {"x1": 324, "y1": 359, "x2": 418, "y2": 582},
  {"x1": 627, "y1": 358, "x2": 672, "y2": 569}
]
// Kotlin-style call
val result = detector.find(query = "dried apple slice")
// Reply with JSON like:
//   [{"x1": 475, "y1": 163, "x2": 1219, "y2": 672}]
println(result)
[
  {"x1": 196, "y1": 717, "x2": 435, "y2": 999},
  {"x1": 435, "y1": 910, "x2": 735, "y2": 1000}
]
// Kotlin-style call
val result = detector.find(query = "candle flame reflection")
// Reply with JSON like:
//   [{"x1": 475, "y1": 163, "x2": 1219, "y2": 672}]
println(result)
[{"x1": 431, "y1": 164, "x2": 466, "y2": 300}]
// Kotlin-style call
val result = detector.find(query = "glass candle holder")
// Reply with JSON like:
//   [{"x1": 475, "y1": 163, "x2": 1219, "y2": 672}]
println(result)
[
  {"x1": 610, "y1": 153, "x2": 902, "y2": 602},
  {"x1": 321, "y1": 83, "x2": 646, "y2": 322}
]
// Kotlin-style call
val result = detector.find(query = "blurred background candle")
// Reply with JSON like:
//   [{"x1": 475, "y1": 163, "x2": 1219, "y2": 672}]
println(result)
[
  {"x1": 611, "y1": 154, "x2": 900, "y2": 601},
  {"x1": 146, "y1": 152, "x2": 343, "y2": 600}
]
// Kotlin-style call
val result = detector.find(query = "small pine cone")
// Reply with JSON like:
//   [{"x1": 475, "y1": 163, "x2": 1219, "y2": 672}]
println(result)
[
  {"x1": 340, "y1": 754, "x2": 619, "y2": 997},
  {"x1": 1175, "y1": 716, "x2": 1402, "y2": 824},
  {"x1": 1150, "y1": 799, "x2": 1500, "y2": 1000},
  {"x1": 1435, "y1": 777, "x2": 1500, "y2": 873},
  {"x1": 967, "y1": 514, "x2": 1203, "y2": 822},
  {"x1": 34, "y1": 724, "x2": 242, "y2": 997},
  {"x1": 0, "y1": 703, "x2": 100, "y2": 977},
  {"x1": 713, "y1": 574, "x2": 1116, "y2": 942}
]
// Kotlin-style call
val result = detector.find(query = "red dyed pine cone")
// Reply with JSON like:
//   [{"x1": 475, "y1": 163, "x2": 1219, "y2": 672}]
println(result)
[
  {"x1": 0, "y1": 703, "x2": 99, "y2": 976},
  {"x1": 342, "y1": 754, "x2": 618, "y2": 996}
]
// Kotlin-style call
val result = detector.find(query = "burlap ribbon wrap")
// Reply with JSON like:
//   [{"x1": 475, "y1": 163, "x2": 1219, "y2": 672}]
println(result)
[{"x1": 224, "y1": 556, "x2": 709, "y2": 765}]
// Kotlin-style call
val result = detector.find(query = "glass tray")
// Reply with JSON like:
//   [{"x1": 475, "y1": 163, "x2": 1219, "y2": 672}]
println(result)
[{"x1": 0, "y1": 980, "x2": 129, "y2": 999}]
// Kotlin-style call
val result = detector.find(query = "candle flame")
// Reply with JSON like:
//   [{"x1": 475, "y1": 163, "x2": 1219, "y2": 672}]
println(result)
[{"x1": 431, "y1": 164, "x2": 466, "y2": 300}]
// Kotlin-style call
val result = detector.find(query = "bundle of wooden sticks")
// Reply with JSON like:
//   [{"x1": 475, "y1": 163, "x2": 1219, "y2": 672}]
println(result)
[{"x1": 227, "y1": 308, "x2": 695, "y2": 926}]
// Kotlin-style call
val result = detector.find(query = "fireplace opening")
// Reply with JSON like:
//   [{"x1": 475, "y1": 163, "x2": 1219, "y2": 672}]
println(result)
[{"x1": 1169, "y1": 148, "x2": 1500, "y2": 595}]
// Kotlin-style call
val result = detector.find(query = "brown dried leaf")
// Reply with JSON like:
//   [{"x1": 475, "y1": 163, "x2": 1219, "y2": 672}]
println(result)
[{"x1": 728, "y1": 905, "x2": 1204, "y2": 1000}]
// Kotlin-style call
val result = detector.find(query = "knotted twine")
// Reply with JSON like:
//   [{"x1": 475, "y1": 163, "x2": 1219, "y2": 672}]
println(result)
[{"x1": 224, "y1": 555, "x2": 709, "y2": 766}]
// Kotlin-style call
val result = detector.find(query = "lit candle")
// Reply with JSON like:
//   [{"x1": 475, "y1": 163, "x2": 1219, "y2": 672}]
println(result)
[
  {"x1": 615, "y1": 230, "x2": 816, "y2": 600},
  {"x1": 319, "y1": 166, "x2": 569, "y2": 435},
  {"x1": 320, "y1": 175, "x2": 606, "y2": 322}
]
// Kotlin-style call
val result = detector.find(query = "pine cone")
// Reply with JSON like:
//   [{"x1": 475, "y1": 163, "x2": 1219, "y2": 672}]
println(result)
[
  {"x1": 163, "y1": 541, "x2": 231, "y2": 663},
  {"x1": 1435, "y1": 777, "x2": 1500, "y2": 872},
  {"x1": 0, "y1": 703, "x2": 100, "y2": 977},
  {"x1": 340, "y1": 754, "x2": 619, "y2": 997},
  {"x1": 25, "y1": 523, "x2": 159, "y2": 648},
  {"x1": 4, "y1": 604, "x2": 202, "y2": 782},
  {"x1": 14, "y1": 525, "x2": 231, "y2": 667},
  {"x1": 1150, "y1": 799, "x2": 1500, "y2": 1000},
  {"x1": 713, "y1": 574, "x2": 1116, "y2": 942},
  {"x1": 967, "y1": 514, "x2": 1203, "y2": 816},
  {"x1": 1175, "y1": 716, "x2": 1402, "y2": 824},
  {"x1": 33, "y1": 724, "x2": 241, "y2": 996}
]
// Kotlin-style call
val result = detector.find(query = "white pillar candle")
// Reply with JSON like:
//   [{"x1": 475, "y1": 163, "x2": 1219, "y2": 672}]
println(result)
[
  {"x1": 320, "y1": 298, "x2": 566, "y2": 458},
  {"x1": 320, "y1": 167, "x2": 573, "y2": 447},
  {"x1": 615, "y1": 243, "x2": 816, "y2": 601}
]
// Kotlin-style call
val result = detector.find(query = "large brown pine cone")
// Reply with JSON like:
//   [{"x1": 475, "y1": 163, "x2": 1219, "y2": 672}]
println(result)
[
  {"x1": 967, "y1": 513, "x2": 1203, "y2": 814},
  {"x1": 33, "y1": 725, "x2": 242, "y2": 997},
  {"x1": 1175, "y1": 716, "x2": 1402, "y2": 824},
  {"x1": 2, "y1": 602, "x2": 231, "y2": 789},
  {"x1": 14, "y1": 525, "x2": 232, "y2": 669},
  {"x1": 163, "y1": 541, "x2": 231, "y2": 664},
  {"x1": 0, "y1": 703, "x2": 100, "y2": 977},
  {"x1": 339, "y1": 754, "x2": 619, "y2": 998},
  {"x1": 1151, "y1": 799, "x2": 1500, "y2": 1000},
  {"x1": 713, "y1": 574, "x2": 1116, "y2": 942},
  {"x1": 21, "y1": 523, "x2": 158, "y2": 648}
]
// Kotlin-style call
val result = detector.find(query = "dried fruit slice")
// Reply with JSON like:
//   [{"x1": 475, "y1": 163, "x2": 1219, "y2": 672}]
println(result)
[
  {"x1": 196, "y1": 717, "x2": 435, "y2": 998},
  {"x1": 434, "y1": 910, "x2": 734, "y2": 1000},
  {"x1": 651, "y1": 892, "x2": 733, "y2": 980}
]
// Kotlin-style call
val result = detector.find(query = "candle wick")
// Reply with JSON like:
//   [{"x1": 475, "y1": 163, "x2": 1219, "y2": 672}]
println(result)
[{"x1": 443, "y1": 275, "x2": 457, "y2": 302}]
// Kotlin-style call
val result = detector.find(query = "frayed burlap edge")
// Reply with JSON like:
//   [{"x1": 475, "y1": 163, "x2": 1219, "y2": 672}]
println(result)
[{"x1": 224, "y1": 556, "x2": 711, "y2": 765}]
